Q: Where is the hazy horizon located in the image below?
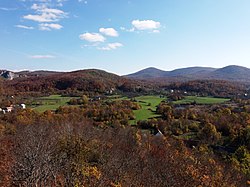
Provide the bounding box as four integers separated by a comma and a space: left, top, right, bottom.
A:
1, 0, 250, 75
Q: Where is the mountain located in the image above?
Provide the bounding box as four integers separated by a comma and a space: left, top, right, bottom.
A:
126, 67, 167, 78
126, 66, 216, 79
168, 67, 216, 77
206, 65, 250, 82
126, 65, 250, 83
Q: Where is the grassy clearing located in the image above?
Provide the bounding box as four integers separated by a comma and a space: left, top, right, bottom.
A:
31, 95, 78, 112
173, 96, 230, 105
106, 95, 166, 124
131, 96, 166, 123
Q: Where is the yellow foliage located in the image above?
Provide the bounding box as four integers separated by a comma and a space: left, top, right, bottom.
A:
82, 166, 101, 180
208, 158, 216, 165
201, 174, 211, 186
198, 144, 210, 153
135, 132, 142, 146
110, 182, 122, 187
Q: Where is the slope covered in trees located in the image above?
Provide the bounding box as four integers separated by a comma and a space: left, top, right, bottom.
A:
2, 69, 153, 97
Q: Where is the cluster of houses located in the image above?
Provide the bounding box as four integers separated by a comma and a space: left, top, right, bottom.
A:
0, 104, 26, 114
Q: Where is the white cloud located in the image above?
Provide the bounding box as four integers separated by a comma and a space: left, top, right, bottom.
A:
79, 32, 106, 42
120, 26, 134, 32
23, 14, 54, 22
78, 0, 88, 3
152, 30, 160, 33
15, 25, 34, 30
0, 7, 17, 11
56, 0, 67, 4
99, 28, 118, 37
23, 3, 67, 23
39, 23, 63, 30
132, 20, 161, 30
41, 8, 65, 15
31, 3, 46, 10
98, 43, 123, 51
81, 43, 99, 48
29, 55, 56, 59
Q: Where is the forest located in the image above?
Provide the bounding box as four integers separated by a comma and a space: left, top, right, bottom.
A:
0, 70, 250, 186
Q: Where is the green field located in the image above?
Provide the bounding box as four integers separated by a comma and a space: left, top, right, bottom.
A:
106, 95, 128, 101
106, 95, 166, 124
173, 96, 230, 105
31, 95, 77, 112
131, 96, 166, 123
31, 94, 229, 119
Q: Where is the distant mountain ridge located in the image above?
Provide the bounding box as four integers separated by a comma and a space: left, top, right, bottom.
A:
1, 65, 250, 83
126, 65, 250, 83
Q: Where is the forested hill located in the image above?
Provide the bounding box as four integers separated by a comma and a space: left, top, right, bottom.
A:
0, 69, 150, 95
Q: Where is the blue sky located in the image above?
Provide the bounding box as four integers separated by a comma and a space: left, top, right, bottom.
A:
0, 0, 250, 75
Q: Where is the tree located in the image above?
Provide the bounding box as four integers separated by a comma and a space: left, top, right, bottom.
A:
198, 123, 221, 145
11, 124, 58, 186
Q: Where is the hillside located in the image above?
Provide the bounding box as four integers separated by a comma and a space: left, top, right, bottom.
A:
126, 65, 250, 83
2, 69, 150, 95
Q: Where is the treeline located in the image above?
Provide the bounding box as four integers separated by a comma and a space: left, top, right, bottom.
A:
164, 80, 248, 98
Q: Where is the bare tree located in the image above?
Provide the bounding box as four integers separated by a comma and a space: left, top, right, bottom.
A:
11, 124, 58, 187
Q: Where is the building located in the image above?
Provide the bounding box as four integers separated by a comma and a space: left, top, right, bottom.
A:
20, 104, 26, 109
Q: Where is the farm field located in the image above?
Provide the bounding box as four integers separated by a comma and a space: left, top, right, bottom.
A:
173, 96, 230, 105
30, 95, 78, 112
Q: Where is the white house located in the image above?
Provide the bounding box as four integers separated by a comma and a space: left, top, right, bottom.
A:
6, 106, 14, 112
20, 104, 26, 109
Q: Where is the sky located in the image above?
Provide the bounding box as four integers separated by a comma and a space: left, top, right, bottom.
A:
0, 0, 250, 75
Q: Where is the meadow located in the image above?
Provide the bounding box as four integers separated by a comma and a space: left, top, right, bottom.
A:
107, 95, 166, 124
173, 96, 230, 105
30, 95, 77, 112
132, 95, 165, 122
